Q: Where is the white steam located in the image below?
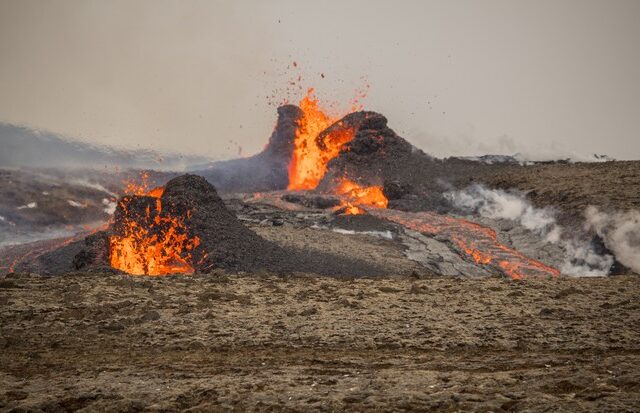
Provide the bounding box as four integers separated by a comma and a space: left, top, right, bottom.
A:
445, 186, 558, 238
585, 207, 640, 273
445, 185, 614, 276
102, 198, 117, 215
70, 179, 118, 198
559, 240, 614, 277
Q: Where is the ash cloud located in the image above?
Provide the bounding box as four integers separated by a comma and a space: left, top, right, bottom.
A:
445, 185, 614, 276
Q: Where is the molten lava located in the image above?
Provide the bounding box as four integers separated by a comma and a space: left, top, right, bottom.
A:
109, 196, 200, 276
122, 171, 165, 198
334, 179, 388, 215
287, 88, 355, 190
369, 208, 560, 279
123, 172, 153, 195
147, 186, 165, 198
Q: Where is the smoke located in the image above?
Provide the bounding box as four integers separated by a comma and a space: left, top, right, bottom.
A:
585, 206, 640, 273
415, 131, 617, 164
559, 240, 614, 277
445, 185, 614, 276
69, 179, 118, 198
0, 123, 211, 171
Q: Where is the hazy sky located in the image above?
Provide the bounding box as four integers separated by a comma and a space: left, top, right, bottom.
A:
1, 0, 639, 160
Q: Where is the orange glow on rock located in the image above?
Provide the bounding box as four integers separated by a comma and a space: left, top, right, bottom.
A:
109, 194, 200, 276
370, 208, 560, 280
147, 187, 164, 198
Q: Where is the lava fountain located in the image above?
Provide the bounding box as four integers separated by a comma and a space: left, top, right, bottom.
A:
287, 88, 356, 190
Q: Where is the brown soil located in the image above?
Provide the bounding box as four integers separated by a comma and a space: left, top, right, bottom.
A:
1, 272, 638, 412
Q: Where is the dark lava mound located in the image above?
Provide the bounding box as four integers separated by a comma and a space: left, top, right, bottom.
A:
316, 111, 490, 212
196, 105, 302, 193
15, 174, 384, 277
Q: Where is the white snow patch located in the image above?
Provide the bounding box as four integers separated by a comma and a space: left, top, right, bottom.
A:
332, 228, 394, 240
67, 200, 86, 208
17, 202, 37, 210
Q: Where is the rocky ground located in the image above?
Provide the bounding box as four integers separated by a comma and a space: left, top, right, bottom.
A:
0, 168, 171, 247
475, 160, 640, 226
1, 272, 639, 412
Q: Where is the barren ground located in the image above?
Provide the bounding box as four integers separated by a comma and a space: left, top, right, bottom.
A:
1, 272, 639, 412
475, 161, 640, 225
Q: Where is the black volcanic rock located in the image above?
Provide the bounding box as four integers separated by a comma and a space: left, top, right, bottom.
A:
154, 175, 383, 275
316, 111, 499, 212
196, 105, 302, 193
317, 111, 420, 193
15, 174, 384, 276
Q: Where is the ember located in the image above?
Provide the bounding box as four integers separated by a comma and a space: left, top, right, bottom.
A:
122, 172, 152, 196
122, 172, 165, 198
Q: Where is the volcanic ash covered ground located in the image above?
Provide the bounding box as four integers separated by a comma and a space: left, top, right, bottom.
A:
1, 272, 639, 411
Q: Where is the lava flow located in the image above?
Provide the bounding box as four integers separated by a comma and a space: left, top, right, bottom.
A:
109, 185, 200, 276
334, 178, 389, 215
287, 88, 355, 190
369, 208, 560, 279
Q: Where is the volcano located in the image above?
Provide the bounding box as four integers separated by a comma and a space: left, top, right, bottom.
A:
11, 174, 384, 277
195, 105, 302, 193
3, 90, 636, 278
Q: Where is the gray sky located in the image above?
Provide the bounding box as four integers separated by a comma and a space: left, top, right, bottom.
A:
1, 0, 639, 160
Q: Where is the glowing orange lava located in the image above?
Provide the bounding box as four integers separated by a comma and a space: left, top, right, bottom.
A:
109, 196, 200, 276
334, 179, 388, 215
369, 208, 560, 279
287, 88, 355, 190
122, 172, 165, 199
147, 186, 164, 198
111, 178, 196, 276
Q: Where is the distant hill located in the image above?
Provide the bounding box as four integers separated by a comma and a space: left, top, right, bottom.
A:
0, 122, 211, 171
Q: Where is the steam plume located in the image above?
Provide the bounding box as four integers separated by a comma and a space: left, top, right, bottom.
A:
585, 206, 640, 273
445, 185, 614, 276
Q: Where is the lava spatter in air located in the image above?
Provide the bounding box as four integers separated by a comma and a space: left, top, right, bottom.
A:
287, 88, 356, 190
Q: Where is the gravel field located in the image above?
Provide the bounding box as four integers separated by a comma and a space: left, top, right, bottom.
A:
1, 272, 638, 412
